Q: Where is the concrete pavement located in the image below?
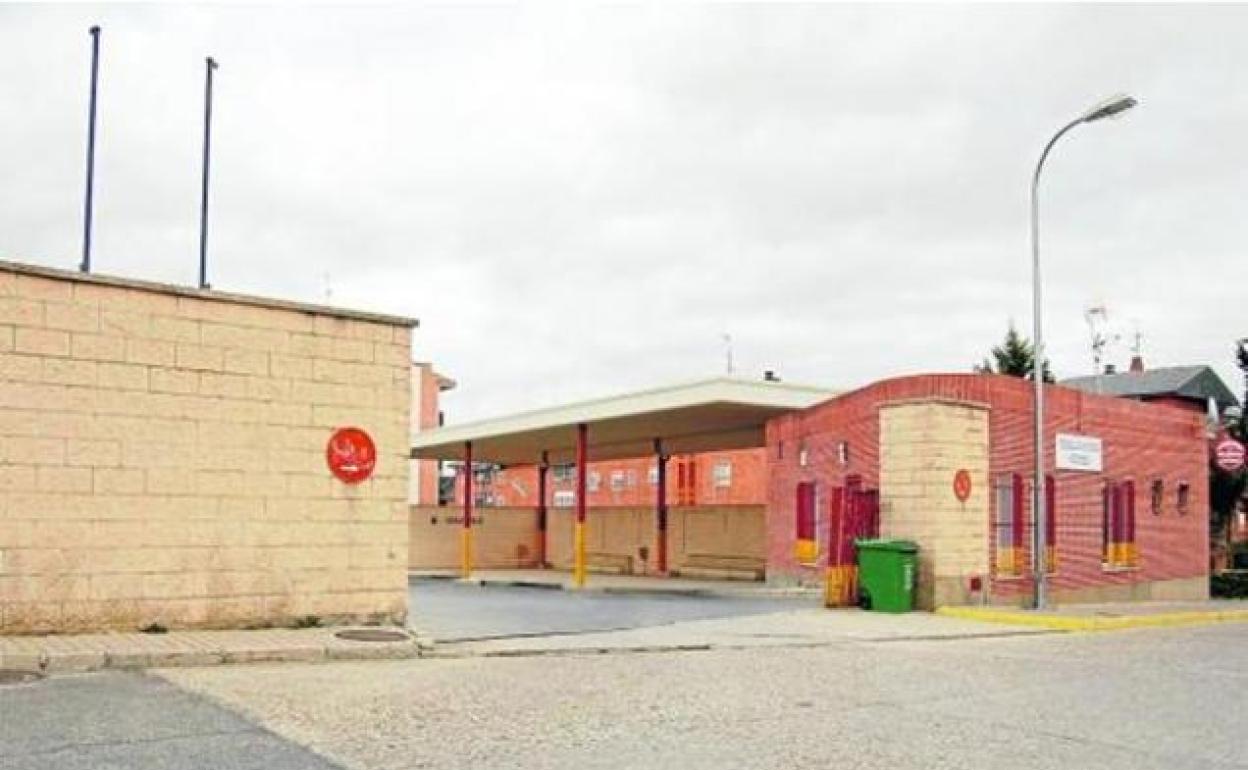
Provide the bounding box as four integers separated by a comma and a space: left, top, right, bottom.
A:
409, 576, 815, 643
157, 621, 1248, 770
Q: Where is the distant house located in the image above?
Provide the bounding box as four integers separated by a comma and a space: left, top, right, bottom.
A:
1061, 357, 1239, 415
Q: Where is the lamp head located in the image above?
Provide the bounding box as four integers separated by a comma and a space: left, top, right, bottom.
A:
1082, 94, 1138, 123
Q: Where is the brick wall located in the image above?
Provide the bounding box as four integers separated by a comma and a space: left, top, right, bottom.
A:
0, 261, 414, 633
409, 364, 443, 505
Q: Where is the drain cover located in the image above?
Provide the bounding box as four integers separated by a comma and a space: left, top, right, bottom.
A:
334, 629, 410, 643
0, 670, 44, 686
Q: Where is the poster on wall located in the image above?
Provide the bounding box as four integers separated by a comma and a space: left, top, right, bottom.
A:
1055, 433, 1103, 472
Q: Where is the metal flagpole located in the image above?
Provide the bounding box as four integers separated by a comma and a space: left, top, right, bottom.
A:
81, 26, 101, 273
198, 57, 218, 289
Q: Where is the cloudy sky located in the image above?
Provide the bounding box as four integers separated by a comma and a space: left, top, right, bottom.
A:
2, 4, 1245, 421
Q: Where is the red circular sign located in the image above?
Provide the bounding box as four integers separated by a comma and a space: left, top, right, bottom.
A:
953, 469, 972, 502
327, 427, 377, 484
1215, 437, 1246, 473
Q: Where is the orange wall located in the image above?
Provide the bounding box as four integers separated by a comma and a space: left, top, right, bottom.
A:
456, 448, 768, 508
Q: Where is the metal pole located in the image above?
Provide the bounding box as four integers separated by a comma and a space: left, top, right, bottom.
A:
1030, 117, 1081, 610
573, 423, 588, 589
198, 57, 218, 290
461, 442, 473, 579
81, 26, 101, 273
537, 451, 549, 568
654, 438, 668, 574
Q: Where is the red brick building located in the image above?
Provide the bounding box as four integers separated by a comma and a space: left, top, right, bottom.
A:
766, 374, 1209, 606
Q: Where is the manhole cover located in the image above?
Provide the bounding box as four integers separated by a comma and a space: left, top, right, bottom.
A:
0, 670, 44, 686
334, 629, 410, 643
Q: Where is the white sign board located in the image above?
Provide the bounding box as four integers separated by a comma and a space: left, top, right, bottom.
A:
1056, 433, 1103, 472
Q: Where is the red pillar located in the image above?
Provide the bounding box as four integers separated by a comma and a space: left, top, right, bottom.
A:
654, 438, 668, 574
461, 441, 473, 578
573, 423, 588, 588
537, 451, 549, 568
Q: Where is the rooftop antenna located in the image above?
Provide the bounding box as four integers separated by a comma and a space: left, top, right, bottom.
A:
721, 333, 734, 376
80, 26, 101, 273
1084, 304, 1120, 389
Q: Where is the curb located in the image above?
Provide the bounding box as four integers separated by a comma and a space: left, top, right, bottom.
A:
934, 606, 1248, 632
0, 628, 431, 675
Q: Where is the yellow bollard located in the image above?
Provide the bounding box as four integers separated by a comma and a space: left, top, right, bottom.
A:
572, 520, 586, 589
461, 527, 473, 579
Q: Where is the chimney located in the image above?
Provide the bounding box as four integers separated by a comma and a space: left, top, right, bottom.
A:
1129, 355, 1145, 373
1104, 364, 1117, 375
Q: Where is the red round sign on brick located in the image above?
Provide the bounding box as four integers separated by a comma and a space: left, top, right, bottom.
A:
327, 427, 376, 484
953, 469, 972, 502
1215, 437, 1246, 473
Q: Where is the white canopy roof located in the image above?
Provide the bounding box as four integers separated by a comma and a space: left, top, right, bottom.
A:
410, 377, 836, 465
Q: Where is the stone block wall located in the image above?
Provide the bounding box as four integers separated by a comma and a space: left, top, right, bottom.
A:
0, 261, 414, 633
879, 400, 990, 608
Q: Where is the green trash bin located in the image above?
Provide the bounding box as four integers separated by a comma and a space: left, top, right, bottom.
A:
855, 539, 918, 613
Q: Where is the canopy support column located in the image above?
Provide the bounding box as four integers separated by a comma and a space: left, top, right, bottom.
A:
461, 441, 473, 579
654, 438, 669, 575
573, 423, 588, 589
537, 451, 549, 568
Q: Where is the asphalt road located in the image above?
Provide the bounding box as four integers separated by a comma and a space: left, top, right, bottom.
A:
161, 619, 1248, 770
408, 577, 814, 641
0, 671, 340, 770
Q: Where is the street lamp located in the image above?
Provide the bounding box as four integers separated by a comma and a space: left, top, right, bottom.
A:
1030, 94, 1137, 610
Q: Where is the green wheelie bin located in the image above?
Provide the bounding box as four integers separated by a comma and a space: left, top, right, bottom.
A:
855, 539, 918, 613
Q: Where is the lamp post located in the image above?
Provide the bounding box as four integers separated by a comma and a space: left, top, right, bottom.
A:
1031, 94, 1137, 610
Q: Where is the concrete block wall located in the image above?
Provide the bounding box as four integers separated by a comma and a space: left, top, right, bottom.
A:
408, 506, 542, 570
879, 400, 990, 608
0, 262, 414, 633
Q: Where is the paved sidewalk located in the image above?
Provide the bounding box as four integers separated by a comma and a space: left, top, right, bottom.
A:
0, 626, 427, 674
413, 569, 821, 599
431, 606, 1050, 658
937, 599, 1248, 631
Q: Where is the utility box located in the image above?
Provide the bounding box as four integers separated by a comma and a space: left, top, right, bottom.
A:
856, 539, 918, 613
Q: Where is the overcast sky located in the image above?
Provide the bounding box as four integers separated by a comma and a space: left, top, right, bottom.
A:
2, 4, 1245, 421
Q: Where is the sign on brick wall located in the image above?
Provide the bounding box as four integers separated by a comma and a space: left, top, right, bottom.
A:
1055, 433, 1103, 472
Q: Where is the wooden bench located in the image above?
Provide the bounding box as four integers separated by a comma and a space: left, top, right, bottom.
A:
587, 552, 634, 575
674, 554, 765, 581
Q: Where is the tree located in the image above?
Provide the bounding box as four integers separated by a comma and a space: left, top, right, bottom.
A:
975, 324, 1055, 383
1210, 340, 1248, 571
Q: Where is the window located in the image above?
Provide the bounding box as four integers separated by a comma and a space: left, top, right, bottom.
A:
647, 465, 658, 485
553, 490, 575, 507
587, 471, 600, 492
795, 482, 817, 563
712, 461, 732, 488
609, 470, 626, 491
993, 474, 1024, 577
798, 442, 809, 468
1151, 479, 1164, 516
1103, 480, 1138, 569
552, 464, 575, 484
1177, 481, 1191, 516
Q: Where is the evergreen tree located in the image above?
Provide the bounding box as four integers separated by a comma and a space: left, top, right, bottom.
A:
975, 324, 1054, 382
